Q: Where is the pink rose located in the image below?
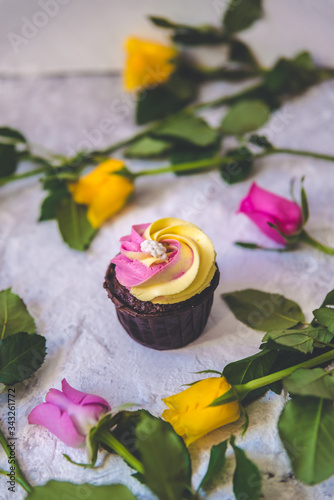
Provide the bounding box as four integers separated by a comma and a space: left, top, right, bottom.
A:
28, 379, 111, 448
238, 182, 303, 244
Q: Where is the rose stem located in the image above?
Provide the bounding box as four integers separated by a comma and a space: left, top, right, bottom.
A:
0, 427, 33, 493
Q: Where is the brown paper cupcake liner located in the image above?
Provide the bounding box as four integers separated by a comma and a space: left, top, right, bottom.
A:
103, 262, 220, 350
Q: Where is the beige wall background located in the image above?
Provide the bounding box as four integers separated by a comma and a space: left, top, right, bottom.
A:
1, 0, 334, 76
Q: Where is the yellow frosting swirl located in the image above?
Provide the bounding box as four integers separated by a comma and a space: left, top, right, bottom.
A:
130, 218, 216, 304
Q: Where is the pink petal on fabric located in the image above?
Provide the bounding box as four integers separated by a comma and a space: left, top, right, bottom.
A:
61, 379, 111, 411
28, 403, 85, 448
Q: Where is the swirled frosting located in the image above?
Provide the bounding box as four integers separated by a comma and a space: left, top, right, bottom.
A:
111, 218, 216, 304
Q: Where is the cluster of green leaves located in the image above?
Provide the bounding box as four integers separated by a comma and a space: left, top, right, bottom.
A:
24, 430, 261, 500
0, 127, 97, 252
67, 409, 262, 500
123, 48, 333, 183
126, 0, 334, 184
200, 435, 262, 500
139, 0, 263, 125
219, 287, 334, 485
0, 289, 46, 494
39, 157, 98, 251
7, 405, 260, 499
0, 288, 46, 389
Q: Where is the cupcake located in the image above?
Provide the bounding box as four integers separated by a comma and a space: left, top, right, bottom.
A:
103, 218, 220, 350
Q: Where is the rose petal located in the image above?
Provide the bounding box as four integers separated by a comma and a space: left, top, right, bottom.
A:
162, 377, 240, 446
28, 403, 85, 448
87, 175, 134, 228
238, 182, 302, 243
242, 210, 288, 244
61, 379, 111, 411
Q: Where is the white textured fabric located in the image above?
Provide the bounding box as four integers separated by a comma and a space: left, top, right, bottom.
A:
1, 0, 334, 75
1, 75, 334, 499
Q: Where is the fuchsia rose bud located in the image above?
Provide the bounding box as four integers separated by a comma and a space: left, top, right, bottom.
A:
28, 379, 111, 448
238, 182, 303, 244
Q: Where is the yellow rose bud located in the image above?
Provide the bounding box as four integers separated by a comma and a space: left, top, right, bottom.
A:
68, 159, 134, 228
124, 37, 178, 91
162, 377, 241, 446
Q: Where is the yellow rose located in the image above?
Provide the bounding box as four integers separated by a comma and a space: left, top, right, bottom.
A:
68, 159, 134, 228
124, 37, 178, 91
162, 377, 241, 446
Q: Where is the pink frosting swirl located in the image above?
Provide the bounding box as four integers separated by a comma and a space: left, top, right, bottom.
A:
111, 223, 192, 288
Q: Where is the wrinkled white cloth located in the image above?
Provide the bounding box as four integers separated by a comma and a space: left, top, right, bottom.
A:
0, 75, 334, 500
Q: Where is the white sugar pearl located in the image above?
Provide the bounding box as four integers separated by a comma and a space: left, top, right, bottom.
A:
140, 240, 167, 260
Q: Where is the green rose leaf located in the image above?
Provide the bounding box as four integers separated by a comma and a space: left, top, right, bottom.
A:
124, 137, 173, 158
135, 413, 192, 500
0, 127, 27, 178
149, 16, 178, 28
318, 289, 334, 309
223, 0, 263, 34
170, 137, 221, 176
153, 114, 218, 147
39, 185, 69, 221
0, 332, 46, 385
262, 326, 333, 354
263, 51, 319, 96
223, 83, 280, 111
230, 435, 262, 500
313, 307, 334, 333
104, 410, 192, 500
222, 289, 305, 331
229, 40, 259, 68
149, 16, 227, 45
220, 146, 253, 184
55, 196, 97, 251
283, 368, 334, 400
235, 241, 278, 251
136, 74, 198, 125
300, 179, 309, 224
223, 350, 279, 403
0, 288, 36, 340
26, 481, 137, 500
248, 134, 273, 149
278, 396, 334, 485
198, 440, 228, 490
221, 99, 270, 135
